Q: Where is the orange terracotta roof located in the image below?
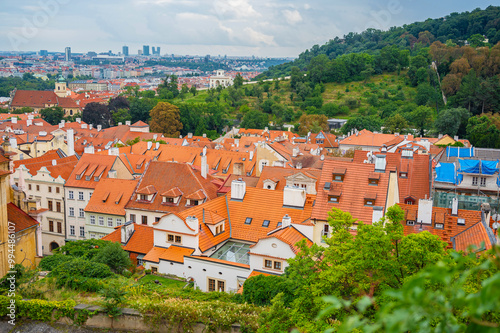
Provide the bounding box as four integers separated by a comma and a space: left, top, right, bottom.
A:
102, 223, 154, 254
262, 226, 312, 254
131, 121, 148, 127
125, 161, 220, 214
398, 203, 488, 249
187, 256, 250, 269
161, 187, 183, 197
85, 178, 138, 215
452, 221, 494, 253
143, 246, 194, 264
14, 155, 78, 181
339, 129, 405, 148
137, 185, 157, 195
256, 167, 321, 191
185, 189, 206, 200
203, 210, 225, 225
10, 90, 59, 108
312, 160, 395, 223
7, 203, 39, 233
65, 154, 130, 189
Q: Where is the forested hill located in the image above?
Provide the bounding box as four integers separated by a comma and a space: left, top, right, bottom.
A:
257, 6, 500, 79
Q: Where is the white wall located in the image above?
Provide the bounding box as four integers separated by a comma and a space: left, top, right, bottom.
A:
249, 237, 295, 274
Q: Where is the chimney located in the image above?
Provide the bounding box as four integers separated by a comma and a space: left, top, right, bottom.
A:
67, 129, 75, 156
249, 150, 254, 161
481, 202, 491, 225
121, 221, 135, 243
454, 135, 459, 141
76, 118, 81, 124
202, 133, 206, 138
451, 197, 458, 216
417, 198, 433, 225
11, 117, 17, 124
89, 124, 93, 130
84, 145, 95, 154
52, 160, 57, 166
155, 142, 160, 150
61, 120, 65, 126
81, 124, 87, 129
147, 141, 153, 150
282, 214, 292, 228
185, 216, 199, 232
235, 139, 239, 147
108, 147, 119, 156
118, 122, 122, 126
28, 115, 34, 120
188, 132, 193, 139
97, 125, 102, 131
9, 137, 17, 150
231, 179, 246, 200
125, 121, 131, 126
201, 148, 208, 179
26, 120, 32, 127
320, 154, 325, 161
153, 134, 157, 141
292, 147, 299, 157
283, 185, 306, 208
438, 133, 443, 139
374, 155, 386, 172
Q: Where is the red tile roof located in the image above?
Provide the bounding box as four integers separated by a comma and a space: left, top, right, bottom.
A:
143, 246, 194, 263
452, 221, 494, 253
7, 203, 39, 233
256, 167, 321, 192
339, 129, 405, 148
102, 223, 154, 255
85, 178, 138, 216
312, 160, 395, 223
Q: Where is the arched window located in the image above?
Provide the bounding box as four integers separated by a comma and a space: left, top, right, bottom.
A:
49, 242, 59, 251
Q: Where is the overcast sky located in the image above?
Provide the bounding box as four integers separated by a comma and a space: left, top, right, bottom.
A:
0, 0, 495, 57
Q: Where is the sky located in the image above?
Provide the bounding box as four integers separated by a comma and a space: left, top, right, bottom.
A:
0, 0, 496, 57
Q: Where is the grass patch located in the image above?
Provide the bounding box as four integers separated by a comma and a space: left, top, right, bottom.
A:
139, 275, 186, 288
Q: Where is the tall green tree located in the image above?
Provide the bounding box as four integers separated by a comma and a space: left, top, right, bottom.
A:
40, 106, 64, 125
434, 107, 470, 137
82, 102, 112, 128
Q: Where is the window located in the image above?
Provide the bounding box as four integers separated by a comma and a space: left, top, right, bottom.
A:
141, 215, 148, 225
56, 187, 60, 194
168, 234, 174, 242
274, 261, 282, 270
244, 217, 252, 225
90, 216, 96, 225
265, 260, 272, 268
155, 217, 161, 223
49, 220, 54, 232
56, 201, 61, 212
78, 191, 84, 200
69, 207, 74, 217
79, 208, 85, 218
99, 217, 104, 226
399, 172, 408, 178
333, 175, 343, 181
80, 227, 85, 237
36, 184, 40, 191
262, 220, 270, 227
68, 191, 74, 200
130, 214, 136, 223
57, 222, 62, 234
107, 217, 113, 227
472, 176, 478, 186
151, 267, 158, 273
89, 192, 93, 199
29, 184, 32, 190
457, 218, 465, 225
406, 220, 415, 226
116, 218, 123, 226
328, 196, 339, 203
70, 225, 75, 236
48, 200, 53, 211
365, 200, 374, 206
264, 259, 283, 271
48, 186, 52, 193
435, 223, 444, 229
175, 235, 181, 243
480, 177, 487, 187
208, 278, 225, 292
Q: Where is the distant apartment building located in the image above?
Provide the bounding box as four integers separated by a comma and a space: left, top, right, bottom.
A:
143, 45, 150, 56
65, 47, 71, 61
122, 46, 129, 56
39, 50, 48, 57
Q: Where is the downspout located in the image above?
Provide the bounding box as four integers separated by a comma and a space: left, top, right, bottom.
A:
225, 195, 232, 238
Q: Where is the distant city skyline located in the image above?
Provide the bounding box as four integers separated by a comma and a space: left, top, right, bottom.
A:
1, 1, 496, 57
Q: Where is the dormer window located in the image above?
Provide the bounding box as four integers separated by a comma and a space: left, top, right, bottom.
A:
328, 189, 341, 204
399, 172, 408, 178
136, 185, 157, 203
332, 168, 346, 182
364, 193, 376, 206
139, 194, 148, 201
404, 196, 416, 205
368, 173, 380, 186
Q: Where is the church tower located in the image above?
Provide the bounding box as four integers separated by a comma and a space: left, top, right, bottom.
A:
54, 69, 67, 98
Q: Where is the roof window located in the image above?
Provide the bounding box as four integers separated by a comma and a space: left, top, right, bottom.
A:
245, 217, 252, 225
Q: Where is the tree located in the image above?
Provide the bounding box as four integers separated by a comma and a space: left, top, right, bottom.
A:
233, 73, 244, 89
466, 115, 500, 148
149, 102, 183, 137
112, 108, 132, 125
341, 115, 383, 134
93, 242, 132, 273
190, 85, 197, 96
434, 107, 470, 137
40, 106, 64, 125
297, 114, 329, 135
384, 114, 409, 134
12, 106, 34, 115
409, 105, 433, 136
108, 96, 129, 113
82, 102, 112, 128
129, 97, 157, 123
240, 110, 268, 129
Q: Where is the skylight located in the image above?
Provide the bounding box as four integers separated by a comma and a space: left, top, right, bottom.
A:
245, 217, 252, 225
262, 220, 270, 227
